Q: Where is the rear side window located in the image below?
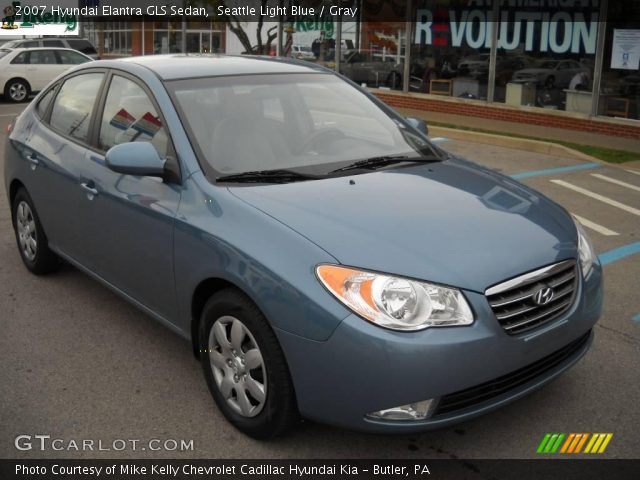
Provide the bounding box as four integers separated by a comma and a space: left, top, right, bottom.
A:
27, 50, 57, 65
66, 39, 97, 55
49, 73, 103, 143
98, 75, 168, 155
36, 87, 57, 118
43, 40, 64, 47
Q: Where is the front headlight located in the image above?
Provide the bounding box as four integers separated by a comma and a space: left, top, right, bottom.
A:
573, 216, 595, 277
316, 265, 474, 331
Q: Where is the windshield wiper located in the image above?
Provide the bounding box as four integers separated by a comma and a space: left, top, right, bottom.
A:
216, 169, 320, 183
329, 155, 442, 174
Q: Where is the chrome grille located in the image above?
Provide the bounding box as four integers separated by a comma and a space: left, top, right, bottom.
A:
485, 260, 578, 335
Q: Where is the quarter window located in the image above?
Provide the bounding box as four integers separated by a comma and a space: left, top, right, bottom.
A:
36, 87, 57, 118
49, 73, 104, 143
11, 52, 28, 64
98, 75, 168, 155
56, 50, 90, 64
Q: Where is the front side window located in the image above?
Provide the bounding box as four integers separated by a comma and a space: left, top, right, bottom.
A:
56, 50, 90, 65
169, 73, 440, 177
98, 75, 168, 155
49, 73, 104, 143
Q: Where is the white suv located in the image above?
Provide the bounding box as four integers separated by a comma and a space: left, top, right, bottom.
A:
1, 38, 98, 59
0, 47, 93, 102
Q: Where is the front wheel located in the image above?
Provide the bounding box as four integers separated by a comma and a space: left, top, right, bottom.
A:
199, 289, 298, 438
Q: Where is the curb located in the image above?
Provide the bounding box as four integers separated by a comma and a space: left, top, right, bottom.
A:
429, 126, 600, 163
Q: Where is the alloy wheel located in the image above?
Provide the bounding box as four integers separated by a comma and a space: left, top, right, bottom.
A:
208, 315, 267, 417
16, 201, 37, 261
9, 83, 27, 102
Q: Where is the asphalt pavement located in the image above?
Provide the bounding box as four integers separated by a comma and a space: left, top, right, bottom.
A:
1, 102, 639, 459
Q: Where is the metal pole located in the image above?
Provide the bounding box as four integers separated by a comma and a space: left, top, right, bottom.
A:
335, 15, 342, 73
486, 0, 500, 103
141, 19, 145, 56
402, 0, 412, 93
591, 0, 608, 117
181, 0, 187, 54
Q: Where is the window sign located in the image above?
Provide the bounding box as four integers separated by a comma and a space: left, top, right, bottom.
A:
611, 29, 640, 70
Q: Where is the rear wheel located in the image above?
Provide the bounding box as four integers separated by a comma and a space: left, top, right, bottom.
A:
199, 289, 298, 438
544, 75, 556, 89
4, 79, 30, 103
12, 188, 60, 274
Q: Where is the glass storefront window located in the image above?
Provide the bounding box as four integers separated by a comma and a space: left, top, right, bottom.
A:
153, 31, 183, 54
410, 1, 491, 99
599, 3, 640, 120
493, 4, 598, 113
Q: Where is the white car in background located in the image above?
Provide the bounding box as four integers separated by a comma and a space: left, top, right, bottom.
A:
0, 47, 92, 103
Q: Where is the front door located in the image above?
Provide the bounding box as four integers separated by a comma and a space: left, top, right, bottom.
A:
76, 73, 180, 322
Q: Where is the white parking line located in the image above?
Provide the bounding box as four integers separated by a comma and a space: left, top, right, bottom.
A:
551, 179, 640, 217
572, 214, 619, 236
626, 170, 640, 176
591, 173, 640, 192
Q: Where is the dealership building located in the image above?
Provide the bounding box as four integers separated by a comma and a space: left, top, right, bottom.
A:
83, 0, 639, 145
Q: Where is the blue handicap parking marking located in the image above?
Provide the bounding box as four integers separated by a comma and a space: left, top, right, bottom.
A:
598, 242, 640, 266
511, 162, 601, 180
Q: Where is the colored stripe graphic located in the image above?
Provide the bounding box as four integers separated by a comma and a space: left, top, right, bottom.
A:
537, 433, 552, 453
538, 433, 612, 454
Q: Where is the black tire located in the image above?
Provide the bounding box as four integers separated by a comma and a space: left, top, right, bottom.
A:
387, 71, 402, 89
199, 288, 298, 438
544, 76, 556, 89
11, 188, 60, 275
4, 79, 30, 103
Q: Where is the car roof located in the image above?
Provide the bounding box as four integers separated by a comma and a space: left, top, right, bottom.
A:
112, 54, 329, 80
4, 47, 86, 52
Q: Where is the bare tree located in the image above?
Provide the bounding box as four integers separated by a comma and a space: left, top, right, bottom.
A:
195, 0, 278, 54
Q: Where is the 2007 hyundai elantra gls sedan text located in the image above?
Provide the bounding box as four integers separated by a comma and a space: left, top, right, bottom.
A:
4, 55, 603, 438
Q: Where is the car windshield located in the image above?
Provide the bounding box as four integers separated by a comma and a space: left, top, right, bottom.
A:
168, 73, 441, 177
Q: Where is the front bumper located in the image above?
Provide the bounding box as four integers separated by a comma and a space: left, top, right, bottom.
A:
275, 263, 603, 433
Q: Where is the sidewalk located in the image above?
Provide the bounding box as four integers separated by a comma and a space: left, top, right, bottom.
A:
397, 108, 640, 154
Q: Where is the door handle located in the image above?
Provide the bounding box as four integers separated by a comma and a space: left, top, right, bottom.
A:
80, 182, 99, 198
26, 153, 39, 170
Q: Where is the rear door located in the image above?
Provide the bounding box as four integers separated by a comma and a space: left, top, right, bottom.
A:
21, 71, 106, 257
25, 50, 64, 91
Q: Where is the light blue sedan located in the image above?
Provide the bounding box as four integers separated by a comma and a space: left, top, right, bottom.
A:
4, 55, 603, 438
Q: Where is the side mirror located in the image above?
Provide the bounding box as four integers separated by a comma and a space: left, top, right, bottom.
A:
105, 142, 165, 177
405, 117, 429, 136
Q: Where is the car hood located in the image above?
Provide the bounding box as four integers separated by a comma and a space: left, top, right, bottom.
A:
229, 159, 577, 293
